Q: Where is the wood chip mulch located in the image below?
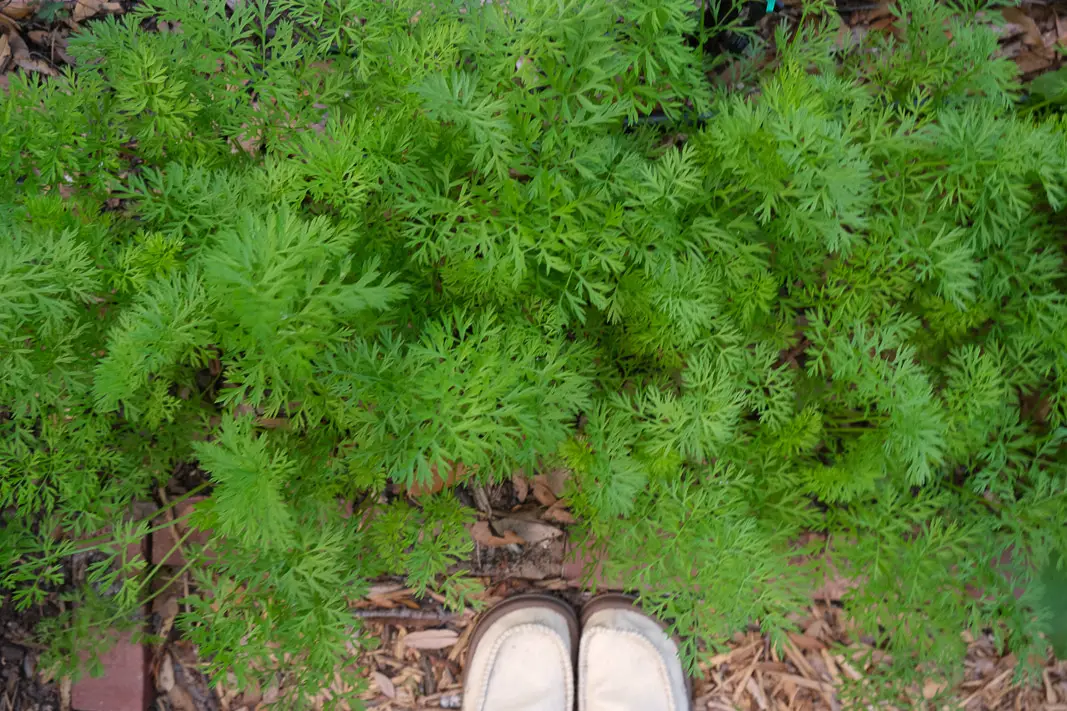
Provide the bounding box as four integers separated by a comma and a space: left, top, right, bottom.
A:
190, 574, 1067, 711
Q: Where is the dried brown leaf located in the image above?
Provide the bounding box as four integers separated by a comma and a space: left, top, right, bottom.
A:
0, 0, 38, 21
168, 684, 198, 711
1016, 49, 1055, 74
7, 29, 26, 59
372, 671, 396, 699
157, 653, 175, 693
410, 461, 467, 497
72, 0, 123, 22
153, 594, 180, 639
542, 501, 576, 525
869, 15, 901, 38
8, 31, 55, 76
541, 468, 569, 497
0, 34, 10, 71
787, 633, 825, 652
1002, 7, 1043, 47
812, 574, 859, 601
469, 521, 524, 548
402, 629, 459, 650
496, 517, 562, 546
531, 479, 557, 507
922, 679, 947, 700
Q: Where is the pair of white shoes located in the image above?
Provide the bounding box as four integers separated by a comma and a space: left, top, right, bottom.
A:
462, 594, 690, 711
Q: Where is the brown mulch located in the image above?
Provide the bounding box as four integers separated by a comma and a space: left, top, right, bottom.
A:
0, 604, 60, 711
0, 0, 125, 80
191, 577, 1066, 711
170, 475, 1067, 711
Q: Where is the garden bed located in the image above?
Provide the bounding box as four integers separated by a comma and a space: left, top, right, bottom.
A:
2, 0, 1067, 709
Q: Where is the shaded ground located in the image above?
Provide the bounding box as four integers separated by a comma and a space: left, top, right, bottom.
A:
0, 603, 60, 711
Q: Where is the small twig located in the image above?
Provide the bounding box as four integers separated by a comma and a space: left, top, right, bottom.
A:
471, 485, 492, 516
352, 608, 458, 623
419, 655, 436, 695
183, 571, 191, 615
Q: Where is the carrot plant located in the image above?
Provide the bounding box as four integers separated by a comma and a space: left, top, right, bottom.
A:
1, 0, 1066, 706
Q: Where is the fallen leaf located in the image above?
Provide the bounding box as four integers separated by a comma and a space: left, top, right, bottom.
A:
72, 0, 124, 22
867, 0, 891, 21
511, 471, 529, 503
0, 34, 10, 71
168, 684, 198, 711
410, 461, 466, 497
812, 574, 860, 600
372, 671, 396, 699
365, 595, 397, 609
833, 13, 852, 51
542, 501, 576, 525
922, 679, 947, 700
7, 29, 26, 59
1016, 49, 1054, 74
540, 468, 569, 497
869, 15, 901, 38
152, 594, 179, 638
994, 21, 1027, 42
262, 681, 280, 704
402, 629, 459, 650
0, 0, 38, 20
495, 517, 562, 546
787, 633, 825, 651
1002, 7, 1043, 47
531, 479, 557, 507
469, 520, 524, 548
156, 653, 175, 693
8, 32, 55, 76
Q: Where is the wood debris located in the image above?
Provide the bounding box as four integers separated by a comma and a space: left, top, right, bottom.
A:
401, 630, 460, 651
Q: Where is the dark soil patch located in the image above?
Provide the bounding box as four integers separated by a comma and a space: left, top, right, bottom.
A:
0, 604, 59, 711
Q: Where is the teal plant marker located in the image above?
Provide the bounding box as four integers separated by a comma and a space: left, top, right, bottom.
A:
766, 0, 775, 12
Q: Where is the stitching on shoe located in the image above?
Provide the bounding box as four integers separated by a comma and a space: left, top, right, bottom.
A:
475, 623, 573, 711
578, 627, 678, 711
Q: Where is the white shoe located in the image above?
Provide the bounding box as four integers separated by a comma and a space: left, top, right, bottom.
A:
462, 594, 579, 711
578, 595, 691, 711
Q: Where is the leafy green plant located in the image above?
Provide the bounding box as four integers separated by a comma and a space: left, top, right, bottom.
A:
2, 0, 1066, 706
